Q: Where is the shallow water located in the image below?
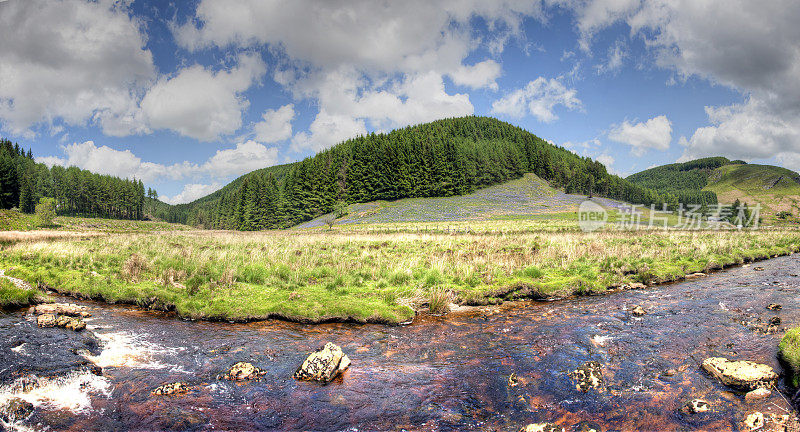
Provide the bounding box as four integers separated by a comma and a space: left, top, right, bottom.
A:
1, 255, 799, 431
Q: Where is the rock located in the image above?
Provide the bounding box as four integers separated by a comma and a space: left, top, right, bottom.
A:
631, 305, 646, 317
570, 361, 604, 392
37, 313, 57, 328
0, 397, 34, 422
31, 303, 91, 318
627, 282, 647, 290
701, 357, 778, 390
574, 422, 601, 432
686, 272, 707, 279
65, 318, 86, 331
767, 303, 782, 311
769, 316, 781, 326
754, 267, 765, 271
744, 412, 765, 430
683, 399, 710, 414
152, 382, 189, 396
519, 423, 564, 432
661, 369, 677, 377
294, 342, 351, 383
220, 362, 265, 381
744, 387, 771, 403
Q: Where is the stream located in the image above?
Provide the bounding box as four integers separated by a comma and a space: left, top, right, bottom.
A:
1, 255, 798, 431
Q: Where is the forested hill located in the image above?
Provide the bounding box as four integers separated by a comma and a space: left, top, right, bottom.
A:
0, 139, 145, 220
178, 116, 706, 230
626, 157, 740, 192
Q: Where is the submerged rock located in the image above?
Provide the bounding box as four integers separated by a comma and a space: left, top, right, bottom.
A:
220, 362, 265, 381
744, 412, 765, 430
519, 423, 564, 432
744, 387, 771, 403
294, 342, 351, 383
0, 397, 34, 422
683, 399, 710, 414
37, 314, 85, 331
152, 382, 189, 396
570, 361, 604, 392
701, 357, 778, 390
30, 303, 91, 318
631, 305, 646, 317
767, 303, 782, 311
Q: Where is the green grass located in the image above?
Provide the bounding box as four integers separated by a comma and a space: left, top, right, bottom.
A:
779, 327, 800, 388
0, 209, 192, 233
0, 210, 40, 231
0, 277, 45, 309
1, 226, 799, 324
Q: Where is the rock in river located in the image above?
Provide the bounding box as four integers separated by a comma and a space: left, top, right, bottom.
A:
152, 382, 189, 396
701, 357, 778, 390
744, 387, 771, 403
519, 423, 564, 432
631, 305, 646, 317
767, 303, 782, 311
0, 397, 34, 423
37, 313, 86, 331
294, 342, 351, 383
220, 362, 265, 381
570, 361, 604, 392
30, 303, 91, 318
37, 313, 57, 328
744, 412, 765, 430
683, 399, 710, 414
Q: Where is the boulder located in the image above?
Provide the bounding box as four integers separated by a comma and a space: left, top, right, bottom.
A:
683, 399, 710, 414
701, 357, 778, 390
769, 316, 781, 326
294, 342, 351, 383
37, 313, 57, 328
744, 388, 771, 403
631, 305, 646, 317
519, 423, 564, 432
627, 282, 647, 290
767, 303, 782, 311
152, 382, 189, 396
744, 412, 765, 430
0, 397, 34, 422
754, 267, 765, 271
30, 303, 91, 318
570, 361, 604, 392
220, 362, 265, 381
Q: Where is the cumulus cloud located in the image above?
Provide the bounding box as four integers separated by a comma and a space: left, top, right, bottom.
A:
595, 39, 627, 74
159, 183, 223, 205
0, 0, 155, 136
38, 140, 279, 201
141, 54, 266, 141
491, 77, 582, 122
253, 104, 295, 143
175, 0, 538, 152
608, 115, 672, 156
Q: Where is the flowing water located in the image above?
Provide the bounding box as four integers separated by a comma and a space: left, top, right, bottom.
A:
1, 255, 799, 431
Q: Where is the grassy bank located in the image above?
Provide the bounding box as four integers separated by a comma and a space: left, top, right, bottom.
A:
1, 225, 799, 324
780, 328, 800, 388
0, 277, 46, 309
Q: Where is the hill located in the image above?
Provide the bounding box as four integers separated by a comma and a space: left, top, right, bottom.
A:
628, 157, 800, 217
175, 116, 694, 230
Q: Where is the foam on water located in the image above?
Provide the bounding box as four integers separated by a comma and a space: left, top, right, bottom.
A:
0, 370, 111, 414
591, 335, 612, 346
82, 330, 185, 370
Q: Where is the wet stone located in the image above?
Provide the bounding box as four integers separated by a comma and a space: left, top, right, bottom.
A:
702, 357, 778, 390
744, 412, 765, 430
0, 397, 34, 423
152, 382, 189, 396
30, 303, 91, 318
631, 305, 646, 317
744, 387, 771, 403
570, 361, 604, 393
769, 316, 781, 326
294, 342, 351, 383
574, 421, 602, 432
519, 423, 564, 432
767, 303, 782, 311
683, 399, 710, 414
754, 267, 765, 271
220, 362, 265, 381
37, 313, 57, 328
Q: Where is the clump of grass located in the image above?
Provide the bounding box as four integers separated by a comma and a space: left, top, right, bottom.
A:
779, 327, 800, 388
0, 278, 45, 309
427, 288, 454, 314
122, 253, 149, 282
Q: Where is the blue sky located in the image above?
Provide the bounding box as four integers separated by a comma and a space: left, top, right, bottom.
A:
1, 0, 798, 203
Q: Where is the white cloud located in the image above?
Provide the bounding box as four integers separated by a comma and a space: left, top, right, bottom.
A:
38, 140, 280, 200
450, 60, 502, 90
491, 77, 581, 122
608, 115, 672, 156
141, 54, 266, 141
160, 183, 223, 205
596, 153, 615, 166
253, 104, 295, 143
595, 39, 627, 74
0, 0, 155, 136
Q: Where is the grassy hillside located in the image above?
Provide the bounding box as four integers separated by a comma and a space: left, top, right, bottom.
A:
704, 163, 800, 214
626, 157, 733, 192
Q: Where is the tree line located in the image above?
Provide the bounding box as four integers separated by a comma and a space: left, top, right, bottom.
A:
0, 139, 145, 219
181, 116, 710, 230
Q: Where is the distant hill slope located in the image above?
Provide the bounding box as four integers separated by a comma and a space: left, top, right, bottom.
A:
628, 157, 800, 216
296, 173, 629, 228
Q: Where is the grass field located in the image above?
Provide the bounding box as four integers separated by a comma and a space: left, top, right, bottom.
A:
1, 222, 798, 324
704, 164, 800, 216
0, 209, 193, 232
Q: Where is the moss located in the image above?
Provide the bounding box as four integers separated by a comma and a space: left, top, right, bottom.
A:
779, 327, 800, 388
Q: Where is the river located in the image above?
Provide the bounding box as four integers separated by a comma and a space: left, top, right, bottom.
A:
1, 255, 798, 431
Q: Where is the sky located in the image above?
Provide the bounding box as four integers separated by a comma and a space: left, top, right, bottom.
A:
1, 0, 799, 204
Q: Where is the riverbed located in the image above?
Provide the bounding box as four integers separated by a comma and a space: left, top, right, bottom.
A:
1, 255, 798, 431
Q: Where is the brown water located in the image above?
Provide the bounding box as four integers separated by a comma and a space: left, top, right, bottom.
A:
1, 255, 798, 431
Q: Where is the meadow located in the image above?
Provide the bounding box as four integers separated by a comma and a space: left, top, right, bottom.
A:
2, 222, 799, 324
